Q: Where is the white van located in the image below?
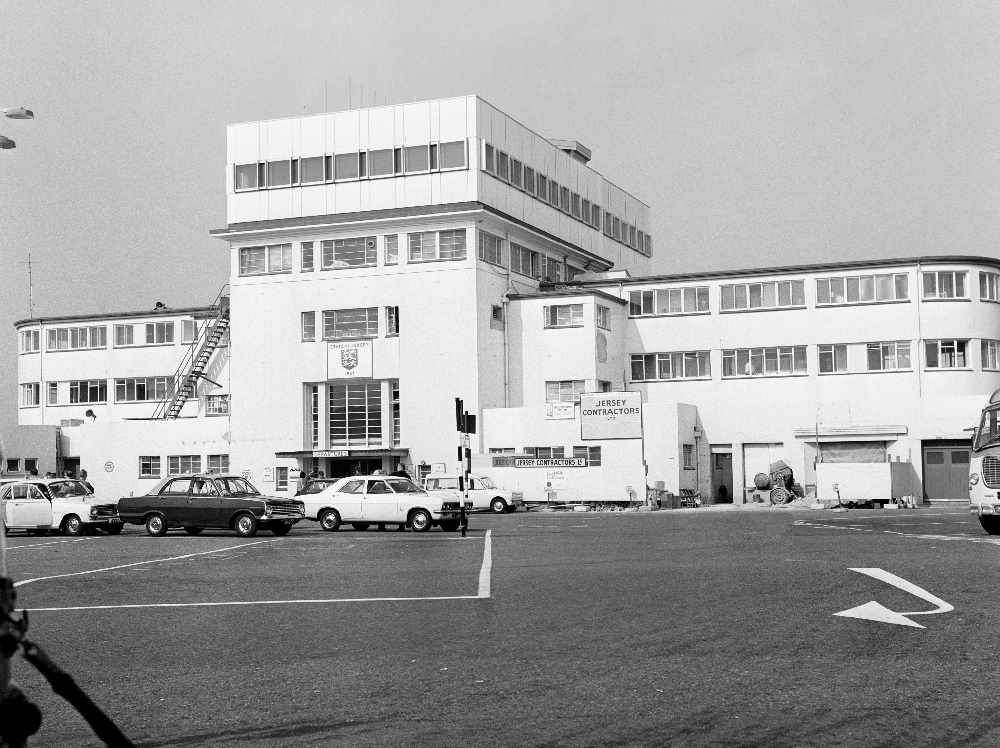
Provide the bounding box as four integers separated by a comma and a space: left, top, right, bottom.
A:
422, 474, 523, 513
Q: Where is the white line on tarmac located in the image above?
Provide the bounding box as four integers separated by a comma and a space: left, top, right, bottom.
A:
478, 529, 492, 598
13, 538, 282, 588
6, 538, 93, 550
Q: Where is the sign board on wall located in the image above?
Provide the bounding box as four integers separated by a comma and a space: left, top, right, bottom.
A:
491, 457, 586, 468
327, 340, 373, 379
580, 392, 642, 440
314, 450, 349, 458
545, 469, 567, 489
545, 402, 576, 420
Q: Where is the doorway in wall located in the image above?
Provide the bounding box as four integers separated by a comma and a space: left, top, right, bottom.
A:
62, 457, 80, 479
741, 443, 785, 501
921, 440, 970, 503
710, 446, 733, 503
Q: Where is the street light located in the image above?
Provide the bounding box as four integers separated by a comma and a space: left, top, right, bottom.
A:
1, 105, 34, 150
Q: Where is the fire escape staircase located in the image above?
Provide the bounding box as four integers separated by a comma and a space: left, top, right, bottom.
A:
153, 286, 230, 420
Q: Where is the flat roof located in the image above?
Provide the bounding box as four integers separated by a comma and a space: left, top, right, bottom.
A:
14, 304, 220, 329
507, 289, 628, 305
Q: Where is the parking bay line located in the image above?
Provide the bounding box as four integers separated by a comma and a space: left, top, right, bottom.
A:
21, 529, 494, 612
5, 538, 94, 550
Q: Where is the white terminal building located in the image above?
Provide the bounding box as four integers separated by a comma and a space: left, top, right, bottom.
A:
9, 95, 997, 506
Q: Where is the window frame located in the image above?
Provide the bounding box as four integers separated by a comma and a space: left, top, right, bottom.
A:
543, 304, 584, 328
818, 344, 848, 374
321, 307, 379, 340
865, 341, 912, 372
922, 270, 968, 300
924, 339, 968, 369
630, 351, 711, 382
721, 346, 808, 377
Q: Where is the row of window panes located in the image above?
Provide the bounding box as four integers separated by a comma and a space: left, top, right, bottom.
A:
481, 142, 651, 256
21, 321, 201, 354
20, 379, 229, 409
139, 454, 230, 478
477, 230, 569, 282
817, 273, 908, 305
497, 446, 602, 466
629, 288, 709, 316
721, 281, 806, 311
301, 307, 399, 341
544, 304, 583, 328
328, 381, 390, 448
233, 140, 468, 191
631, 352, 711, 381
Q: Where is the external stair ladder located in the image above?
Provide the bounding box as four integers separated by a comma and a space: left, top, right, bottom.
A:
153, 286, 230, 420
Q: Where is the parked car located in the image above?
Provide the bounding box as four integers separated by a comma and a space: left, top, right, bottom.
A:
294, 477, 339, 496
422, 473, 524, 513
117, 473, 305, 537
298, 475, 465, 532
1, 478, 121, 536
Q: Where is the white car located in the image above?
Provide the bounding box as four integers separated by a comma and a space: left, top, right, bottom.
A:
422, 474, 524, 513
1, 478, 122, 536
300, 475, 465, 532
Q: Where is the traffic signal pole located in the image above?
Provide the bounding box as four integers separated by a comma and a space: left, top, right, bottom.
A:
455, 397, 476, 538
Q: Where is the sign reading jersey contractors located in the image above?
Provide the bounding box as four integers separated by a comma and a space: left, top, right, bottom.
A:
327, 340, 373, 379
580, 392, 642, 440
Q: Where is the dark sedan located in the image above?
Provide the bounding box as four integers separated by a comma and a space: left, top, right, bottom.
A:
117, 473, 305, 537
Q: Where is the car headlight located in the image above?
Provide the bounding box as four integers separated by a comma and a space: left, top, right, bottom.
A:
970, 473, 980, 487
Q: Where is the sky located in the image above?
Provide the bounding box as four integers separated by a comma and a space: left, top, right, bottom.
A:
2, 0, 999, 436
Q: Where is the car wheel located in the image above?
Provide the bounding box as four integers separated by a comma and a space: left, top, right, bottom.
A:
319, 509, 341, 532
271, 522, 293, 536
61, 514, 84, 536
184, 526, 204, 536
409, 509, 432, 532
145, 513, 167, 537
439, 519, 460, 532
979, 516, 1000, 535
490, 497, 507, 514
352, 523, 370, 531
234, 513, 258, 538
105, 524, 124, 535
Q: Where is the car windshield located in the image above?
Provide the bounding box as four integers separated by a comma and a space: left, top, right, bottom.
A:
48, 480, 91, 498
974, 405, 1000, 452
476, 477, 495, 489
215, 477, 260, 496
386, 478, 423, 493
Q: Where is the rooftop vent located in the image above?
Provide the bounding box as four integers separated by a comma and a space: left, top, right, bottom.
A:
548, 139, 592, 165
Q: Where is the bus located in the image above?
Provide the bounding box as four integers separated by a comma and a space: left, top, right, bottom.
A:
969, 389, 1000, 534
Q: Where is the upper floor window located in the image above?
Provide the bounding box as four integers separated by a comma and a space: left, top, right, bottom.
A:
545, 380, 585, 403
922, 271, 967, 300
384, 235, 398, 266
721, 280, 805, 311
322, 308, 378, 339
818, 344, 848, 373
816, 273, 908, 305
980, 272, 1000, 302
70, 379, 107, 404
385, 306, 399, 336
408, 229, 466, 262
925, 339, 967, 369
116, 377, 171, 403
206, 394, 230, 416
596, 305, 611, 330
867, 341, 911, 371
629, 287, 709, 316
234, 163, 258, 191
631, 351, 711, 381
301, 311, 316, 341
511, 243, 540, 279
114, 324, 134, 347
19, 329, 39, 353
20, 383, 39, 407
683, 444, 696, 470
524, 446, 566, 459
541, 256, 562, 283
168, 455, 201, 475
239, 244, 292, 275
182, 320, 197, 344
983, 340, 1000, 371
335, 152, 362, 180
722, 346, 807, 377
404, 145, 430, 173
300, 156, 324, 184
46, 326, 107, 351
146, 322, 174, 345
322, 237, 376, 269
438, 141, 467, 169
478, 231, 504, 266
544, 304, 583, 328
207, 453, 230, 471
301, 242, 314, 272
573, 445, 602, 466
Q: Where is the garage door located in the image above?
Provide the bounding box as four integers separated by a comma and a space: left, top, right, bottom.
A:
922, 441, 970, 502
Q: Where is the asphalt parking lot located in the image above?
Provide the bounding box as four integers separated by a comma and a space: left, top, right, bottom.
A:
5, 506, 1000, 747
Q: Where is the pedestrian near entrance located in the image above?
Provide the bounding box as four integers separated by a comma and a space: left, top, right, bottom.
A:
296, 470, 308, 492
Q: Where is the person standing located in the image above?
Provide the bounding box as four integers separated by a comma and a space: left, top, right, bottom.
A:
80, 469, 94, 493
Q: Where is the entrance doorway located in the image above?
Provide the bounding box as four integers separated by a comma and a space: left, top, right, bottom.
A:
710, 446, 733, 503
316, 458, 384, 479
922, 440, 970, 503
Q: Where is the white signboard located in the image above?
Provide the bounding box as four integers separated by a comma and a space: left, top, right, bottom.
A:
327, 340, 373, 379
545, 402, 576, 420
545, 469, 567, 489
580, 392, 642, 440
314, 450, 349, 458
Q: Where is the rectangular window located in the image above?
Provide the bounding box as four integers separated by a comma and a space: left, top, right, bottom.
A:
923, 270, 967, 299
69, 379, 107, 404
629, 287, 710, 315
478, 231, 504, 266
721, 281, 805, 311
572, 446, 602, 466
182, 319, 197, 344
544, 304, 584, 327
329, 381, 382, 447
322, 308, 378, 339
630, 352, 711, 381
386, 306, 399, 336
983, 340, 1000, 370
20, 382, 39, 407
404, 145, 429, 173
496, 151, 509, 181
139, 456, 161, 478
239, 247, 265, 275
483, 143, 495, 173
571, 193, 581, 218
334, 152, 360, 180
509, 159, 522, 188
321, 236, 377, 269
392, 380, 400, 446
818, 344, 848, 373
275, 467, 289, 491
408, 230, 466, 262
560, 186, 570, 212
299, 156, 324, 184
45, 326, 106, 351
301, 242, 314, 272
866, 341, 912, 371
536, 174, 547, 200
234, 163, 258, 190
168, 455, 201, 475
368, 148, 394, 177
817, 273, 909, 305
925, 339, 968, 369
301, 311, 315, 341
384, 235, 399, 265
47, 381, 58, 405
722, 347, 807, 377
115, 377, 170, 402
524, 447, 566, 459
541, 256, 562, 283
207, 454, 229, 472
596, 305, 611, 330
510, 243, 540, 279
549, 180, 560, 207
19, 329, 40, 353
683, 444, 695, 469
439, 140, 466, 169
206, 394, 230, 416
145, 322, 174, 345
981, 272, 1000, 302
113, 324, 134, 347
266, 160, 291, 187
545, 380, 585, 403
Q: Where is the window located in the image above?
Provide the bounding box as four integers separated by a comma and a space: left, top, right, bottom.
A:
145, 322, 174, 345
722, 346, 807, 377
275, 467, 289, 491
206, 394, 230, 416
113, 324, 134, 347
207, 454, 229, 472
328, 381, 382, 447
47, 382, 58, 405
408, 230, 466, 262
510, 243, 540, 278
334, 152, 360, 180
478, 231, 504, 266
238, 243, 291, 275
523, 166, 535, 196
322, 308, 378, 339
46, 326, 106, 351
496, 151, 509, 181
483, 143, 495, 173
683, 444, 696, 469
368, 149, 394, 177
571, 193, 581, 218
981, 272, 1000, 302
300, 156, 324, 184
439, 140, 466, 169
545, 380, 585, 403
19, 329, 39, 353
309, 385, 320, 449
983, 340, 1000, 370
524, 446, 565, 459
541, 256, 562, 283
392, 380, 400, 446
5, 458, 18, 472
544, 304, 584, 327
404, 145, 429, 173
386, 306, 399, 336
596, 305, 610, 330
817, 273, 908, 304
925, 339, 968, 369
631, 352, 711, 381
721, 281, 805, 311
509, 159, 522, 188
321, 237, 377, 269
591, 204, 601, 228
168, 455, 201, 475
923, 271, 967, 299
560, 187, 570, 212
182, 319, 197, 344
818, 344, 848, 373
139, 456, 161, 478
266, 160, 291, 187
572, 446, 602, 466
536, 174, 547, 200
548, 180, 560, 207
384, 235, 398, 265
70, 380, 107, 403
866, 341, 912, 371
301, 311, 315, 341
115, 377, 171, 402
234, 163, 258, 190
629, 287, 710, 316
301, 242, 314, 272
20, 383, 39, 407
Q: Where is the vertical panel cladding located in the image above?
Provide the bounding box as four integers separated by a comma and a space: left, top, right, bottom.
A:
368, 105, 395, 149
332, 110, 361, 153
299, 115, 325, 157
403, 101, 432, 145
262, 118, 295, 161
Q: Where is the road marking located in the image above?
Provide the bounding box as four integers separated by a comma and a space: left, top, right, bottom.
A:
13, 539, 282, 588
478, 529, 492, 598
834, 568, 954, 629
5, 538, 93, 550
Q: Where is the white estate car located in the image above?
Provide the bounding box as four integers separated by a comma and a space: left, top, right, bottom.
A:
422, 474, 524, 513
1, 478, 122, 536
300, 475, 465, 532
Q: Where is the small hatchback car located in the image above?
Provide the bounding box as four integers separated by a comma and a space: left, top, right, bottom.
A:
117, 473, 305, 537
1, 478, 121, 535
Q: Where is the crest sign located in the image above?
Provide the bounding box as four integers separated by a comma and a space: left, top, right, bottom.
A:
328, 340, 373, 379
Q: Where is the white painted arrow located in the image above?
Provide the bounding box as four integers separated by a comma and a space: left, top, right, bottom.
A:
833, 567, 954, 629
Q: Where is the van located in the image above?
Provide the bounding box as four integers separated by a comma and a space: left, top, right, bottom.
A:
422, 474, 523, 513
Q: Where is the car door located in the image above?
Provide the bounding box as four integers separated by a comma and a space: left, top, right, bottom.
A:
156, 478, 193, 524
186, 478, 224, 527
362, 479, 396, 522
467, 477, 490, 510
332, 479, 365, 521
7, 483, 53, 528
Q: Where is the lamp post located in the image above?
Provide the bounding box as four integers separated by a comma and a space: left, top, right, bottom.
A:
1, 105, 35, 149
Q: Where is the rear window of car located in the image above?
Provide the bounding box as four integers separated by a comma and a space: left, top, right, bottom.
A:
387, 478, 422, 493
160, 479, 192, 495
